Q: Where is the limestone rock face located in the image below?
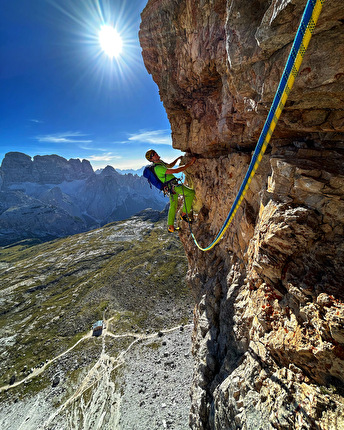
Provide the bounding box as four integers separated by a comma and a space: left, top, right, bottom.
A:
0, 152, 33, 184
141, 0, 344, 155
1, 152, 94, 185
140, 1, 344, 429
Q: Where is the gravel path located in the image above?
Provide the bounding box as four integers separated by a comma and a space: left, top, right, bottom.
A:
0, 325, 194, 430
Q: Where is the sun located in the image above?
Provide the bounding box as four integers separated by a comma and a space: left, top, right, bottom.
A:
99, 25, 123, 59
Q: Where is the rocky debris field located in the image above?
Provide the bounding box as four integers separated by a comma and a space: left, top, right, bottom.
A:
0, 325, 194, 430
118, 325, 193, 430
0, 209, 195, 429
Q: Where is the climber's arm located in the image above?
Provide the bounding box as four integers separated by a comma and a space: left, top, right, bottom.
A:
165, 157, 196, 174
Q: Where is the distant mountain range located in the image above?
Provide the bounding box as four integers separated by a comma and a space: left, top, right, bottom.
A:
0, 152, 166, 245
116, 167, 145, 175
97, 167, 145, 176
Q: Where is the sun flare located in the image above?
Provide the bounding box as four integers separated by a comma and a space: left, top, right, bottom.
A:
99, 25, 123, 58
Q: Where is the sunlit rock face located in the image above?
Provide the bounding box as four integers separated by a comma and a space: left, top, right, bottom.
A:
140, 1, 344, 429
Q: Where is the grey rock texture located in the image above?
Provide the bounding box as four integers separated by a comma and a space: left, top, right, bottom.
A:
118, 326, 193, 430
1, 152, 94, 185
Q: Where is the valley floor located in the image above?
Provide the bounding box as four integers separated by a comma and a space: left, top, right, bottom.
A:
0, 211, 194, 430
0, 323, 194, 430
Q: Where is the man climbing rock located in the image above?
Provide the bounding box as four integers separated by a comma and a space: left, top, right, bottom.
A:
145, 149, 196, 232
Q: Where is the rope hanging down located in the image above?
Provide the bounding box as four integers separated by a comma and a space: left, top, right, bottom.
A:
188, 0, 325, 252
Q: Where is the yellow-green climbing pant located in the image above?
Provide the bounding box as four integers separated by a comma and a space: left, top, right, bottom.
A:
168, 184, 195, 226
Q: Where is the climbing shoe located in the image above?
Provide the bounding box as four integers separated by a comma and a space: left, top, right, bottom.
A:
168, 226, 180, 233
180, 214, 193, 223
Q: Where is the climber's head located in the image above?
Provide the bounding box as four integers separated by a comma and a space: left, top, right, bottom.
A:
145, 149, 159, 162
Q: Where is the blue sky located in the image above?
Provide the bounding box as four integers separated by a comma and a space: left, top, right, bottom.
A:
0, 0, 181, 170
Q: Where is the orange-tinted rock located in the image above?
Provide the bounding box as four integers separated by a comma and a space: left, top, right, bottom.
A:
140, 1, 344, 428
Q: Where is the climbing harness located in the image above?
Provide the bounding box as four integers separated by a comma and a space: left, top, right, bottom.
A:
186, 0, 325, 252
143, 163, 178, 196
164, 177, 178, 196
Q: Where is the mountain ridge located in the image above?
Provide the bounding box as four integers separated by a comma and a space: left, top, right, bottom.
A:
0, 152, 166, 245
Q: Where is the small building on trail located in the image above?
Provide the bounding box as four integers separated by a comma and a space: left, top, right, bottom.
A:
92, 320, 103, 336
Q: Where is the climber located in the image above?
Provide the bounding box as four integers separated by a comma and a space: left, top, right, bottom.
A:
145, 149, 196, 233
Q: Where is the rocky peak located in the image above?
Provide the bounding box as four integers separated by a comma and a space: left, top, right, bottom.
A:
0, 152, 33, 184
140, 1, 344, 429
100, 165, 121, 177
0, 152, 95, 186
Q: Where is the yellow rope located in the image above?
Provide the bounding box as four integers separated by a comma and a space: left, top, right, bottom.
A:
190, 0, 324, 252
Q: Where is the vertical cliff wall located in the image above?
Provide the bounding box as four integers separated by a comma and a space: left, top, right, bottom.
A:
140, 1, 344, 428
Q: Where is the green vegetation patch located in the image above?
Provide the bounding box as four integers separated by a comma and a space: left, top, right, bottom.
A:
0, 215, 193, 403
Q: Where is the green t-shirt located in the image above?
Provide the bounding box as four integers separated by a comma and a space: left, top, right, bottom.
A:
154, 163, 175, 183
